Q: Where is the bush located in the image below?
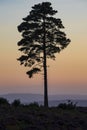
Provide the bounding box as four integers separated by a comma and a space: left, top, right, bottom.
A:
58, 100, 77, 110
28, 102, 39, 109
0, 97, 9, 106
12, 99, 21, 107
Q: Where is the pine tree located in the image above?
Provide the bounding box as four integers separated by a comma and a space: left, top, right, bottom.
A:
17, 2, 70, 107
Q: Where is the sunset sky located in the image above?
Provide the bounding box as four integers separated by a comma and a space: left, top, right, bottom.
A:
0, 0, 87, 95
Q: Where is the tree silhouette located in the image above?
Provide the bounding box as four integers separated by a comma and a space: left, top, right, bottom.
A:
17, 2, 70, 107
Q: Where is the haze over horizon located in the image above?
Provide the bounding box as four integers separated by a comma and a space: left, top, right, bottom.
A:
0, 0, 87, 95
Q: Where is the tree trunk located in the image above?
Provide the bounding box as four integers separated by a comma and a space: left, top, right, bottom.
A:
43, 15, 48, 107
43, 45, 48, 107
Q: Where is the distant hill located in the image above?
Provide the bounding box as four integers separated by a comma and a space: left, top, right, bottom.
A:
0, 93, 43, 103
0, 93, 87, 106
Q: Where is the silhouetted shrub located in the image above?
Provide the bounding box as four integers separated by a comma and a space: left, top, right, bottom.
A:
12, 99, 21, 107
58, 100, 77, 110
28, 102, 39, 109
0, 97, 9, 106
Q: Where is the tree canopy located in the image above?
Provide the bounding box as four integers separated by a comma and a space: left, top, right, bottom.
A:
17, 2, 70, 78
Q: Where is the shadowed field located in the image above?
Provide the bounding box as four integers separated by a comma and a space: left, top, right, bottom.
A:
0, 99, 87, 130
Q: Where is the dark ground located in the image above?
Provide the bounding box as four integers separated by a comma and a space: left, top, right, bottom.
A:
0, 103, 87, 130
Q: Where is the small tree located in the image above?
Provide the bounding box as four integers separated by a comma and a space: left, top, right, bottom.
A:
17, 2, 70, 107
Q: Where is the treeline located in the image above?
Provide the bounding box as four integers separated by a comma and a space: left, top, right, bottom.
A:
0, 97, 77, 109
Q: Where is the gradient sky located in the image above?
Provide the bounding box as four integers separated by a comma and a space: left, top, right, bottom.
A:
0, 0, 87, 95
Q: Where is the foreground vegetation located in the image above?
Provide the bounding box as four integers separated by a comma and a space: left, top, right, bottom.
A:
0, 98, 87, 130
